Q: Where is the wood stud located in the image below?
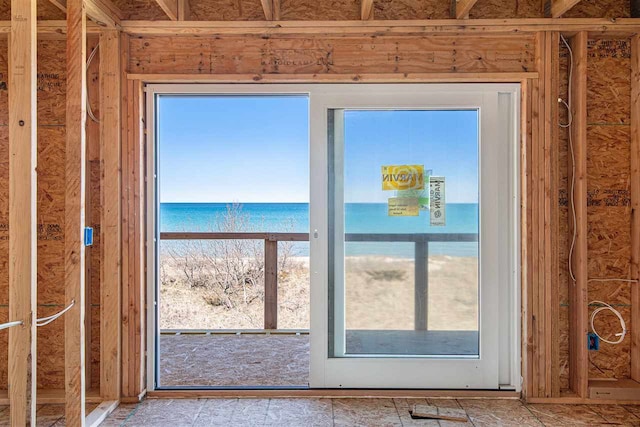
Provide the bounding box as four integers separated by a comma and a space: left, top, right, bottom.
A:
568, 31, 589, 399
8, 0, 37, 424
65, 0, 87, 423
99, 29, 122, 402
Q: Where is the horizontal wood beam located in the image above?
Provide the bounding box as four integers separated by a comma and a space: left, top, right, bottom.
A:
116, 18, 640, 36
127, 72, 536, 83
455, 0, 478, 19
0, 18, 639, 36
48, 0, 123, 27
361, 0, 374, 20
155, 0, 178, 21
546, 0, 583, 18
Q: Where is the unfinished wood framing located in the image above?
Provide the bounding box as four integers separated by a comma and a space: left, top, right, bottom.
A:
0, 0, 640, 412
8, 0, 37, 425
99, 29, 121, 402
65, 0, 87, 423
260, 0, 273, 20
361, 0, 374, 20
454, 0, 478, 19
631, 34, 640, 383
547, 0, 583, 18
154, 0, 178, 21
121, 72, 146, 399
177, 0, 190, 21
48, 0, 123, 27
0, 19, 638, 37
568, 31, 588, 399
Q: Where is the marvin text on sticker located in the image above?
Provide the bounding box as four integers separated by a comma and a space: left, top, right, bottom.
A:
381, 165, 425, 191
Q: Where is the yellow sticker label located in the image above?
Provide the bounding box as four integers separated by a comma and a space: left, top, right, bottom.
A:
382, 165, 424, 191
388, 197, 420, 216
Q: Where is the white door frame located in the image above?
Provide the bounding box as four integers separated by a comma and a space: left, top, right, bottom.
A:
144, 83, 520, 392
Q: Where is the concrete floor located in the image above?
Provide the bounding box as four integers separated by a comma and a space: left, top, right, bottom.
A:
4, 398, 640, 426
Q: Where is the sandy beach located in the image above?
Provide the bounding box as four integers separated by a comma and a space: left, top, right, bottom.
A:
159, 254, 478, 331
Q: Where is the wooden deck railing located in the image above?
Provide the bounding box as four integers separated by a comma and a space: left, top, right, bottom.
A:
160, 231, 478, 331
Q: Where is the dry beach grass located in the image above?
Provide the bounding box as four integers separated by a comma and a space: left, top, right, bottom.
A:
159, 254, 479, 331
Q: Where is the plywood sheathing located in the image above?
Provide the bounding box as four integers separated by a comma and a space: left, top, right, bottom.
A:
187, 0, 267, 21
0, 39, 87, 391
586, 38, 633, 381
36, 40, 67, 391
112, 0, 170, 20
370, 0, 449, 20
128, 34, 536, 75
558, 38, 571, 392
469, 0, 542, 19
37, 0, 66, 20
563, 0, 631, 19
86, 36, 102, 391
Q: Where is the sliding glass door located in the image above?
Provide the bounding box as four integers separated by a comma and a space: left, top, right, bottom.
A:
309, 85, 520, 389
146, 84, 520, 391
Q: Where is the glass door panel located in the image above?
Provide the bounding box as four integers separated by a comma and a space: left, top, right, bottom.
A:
309, 84, 519, 390
328, 109, 480, 358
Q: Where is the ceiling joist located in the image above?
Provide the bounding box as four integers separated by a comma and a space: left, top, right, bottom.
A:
48, 0, 123, 27
361, 0, 374, 20
454, 0, 478, 19
546, 0, 583, 18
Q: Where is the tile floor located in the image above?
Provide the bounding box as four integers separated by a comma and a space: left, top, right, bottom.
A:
4, 397, 640, 426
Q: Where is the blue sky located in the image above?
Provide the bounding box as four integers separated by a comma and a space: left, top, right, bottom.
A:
158, 96, 478, 204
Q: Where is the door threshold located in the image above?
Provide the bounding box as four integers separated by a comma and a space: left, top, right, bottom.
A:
147, 389, 520, 399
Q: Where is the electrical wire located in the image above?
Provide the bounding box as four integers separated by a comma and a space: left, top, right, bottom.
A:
560, 34, 577, 284
36, 300, 75, 327
589, 300, 626, 345
559, 34, 638, 289
87, 43, 100, 123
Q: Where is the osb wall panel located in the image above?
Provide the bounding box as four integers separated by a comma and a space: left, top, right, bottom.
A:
0, 1, 65, 20
0, 37, 6, 390
28, 0, 629, 20
189, 0, 269, 21
371, 0, 449, 20
0, 38, 102, 389
585, 38, 632, 381
564, 0, 631, 18
558, 39, 570, 391
35, 38, 67, 388
112, 0, 169, 20
469, 0, 543, 19
37, 0, 65, 20
128, 34, 536, 74
87, 37, 102, 389
555, 37, 633, 390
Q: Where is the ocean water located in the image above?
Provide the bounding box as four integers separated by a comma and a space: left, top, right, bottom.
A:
160, 203, 478, 258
